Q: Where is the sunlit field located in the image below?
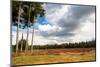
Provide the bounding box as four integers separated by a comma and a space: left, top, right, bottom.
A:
12, 48, 95, 65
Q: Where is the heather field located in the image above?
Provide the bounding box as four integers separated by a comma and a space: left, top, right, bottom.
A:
12, 48, 96, 65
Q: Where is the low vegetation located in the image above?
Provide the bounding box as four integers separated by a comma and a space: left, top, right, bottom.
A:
12, 48, 95, 65
12, 40, 96, 65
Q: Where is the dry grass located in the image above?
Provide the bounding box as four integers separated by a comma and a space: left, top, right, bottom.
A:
12, 48, 96, 65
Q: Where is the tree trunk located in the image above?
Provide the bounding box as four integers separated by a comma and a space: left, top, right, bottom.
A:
20, 32, 23, 52
31, 22, 35, 53
15, 3, 21, 54
25, 4, 31, 53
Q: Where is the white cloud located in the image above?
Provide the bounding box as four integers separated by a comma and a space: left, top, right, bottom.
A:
38, 24, 62, 32
38, 24, 52, 31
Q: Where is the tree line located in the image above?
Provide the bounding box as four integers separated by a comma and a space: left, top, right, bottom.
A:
12, 39, 96, 52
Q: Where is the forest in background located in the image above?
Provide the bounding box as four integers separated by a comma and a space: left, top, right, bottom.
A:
12, 39, 96, 52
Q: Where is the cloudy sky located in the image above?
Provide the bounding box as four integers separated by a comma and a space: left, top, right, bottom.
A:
12, 3, 96, 45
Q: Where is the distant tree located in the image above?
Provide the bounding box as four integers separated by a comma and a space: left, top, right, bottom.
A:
18, 39, 27, 51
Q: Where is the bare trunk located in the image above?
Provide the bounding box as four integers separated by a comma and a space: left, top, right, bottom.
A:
15, 4, 21, 54
31, 22, 35, 53
20, 32, 23, 52
25, 5, 31, 53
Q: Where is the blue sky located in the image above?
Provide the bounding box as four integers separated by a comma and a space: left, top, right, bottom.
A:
37, 16, 48, 25
12, 15, 49, 32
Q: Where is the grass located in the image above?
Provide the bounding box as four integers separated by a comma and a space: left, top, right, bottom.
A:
12, 48, 96, 65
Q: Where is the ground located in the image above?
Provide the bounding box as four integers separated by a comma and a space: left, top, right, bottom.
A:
12, 48, 96, 66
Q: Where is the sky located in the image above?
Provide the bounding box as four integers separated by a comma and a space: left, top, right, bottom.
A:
12, 3, 96, 45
